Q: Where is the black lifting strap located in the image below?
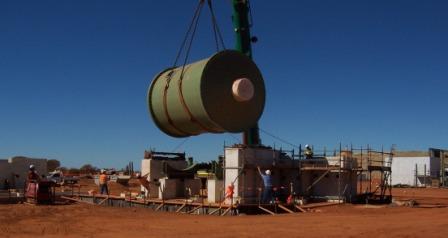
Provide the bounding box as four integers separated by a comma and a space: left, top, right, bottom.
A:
171, 0, 205, 72
207, 0, 226, 51
163, 0, 230, 135
170, 0, 226, 75
162, 1, 205, 137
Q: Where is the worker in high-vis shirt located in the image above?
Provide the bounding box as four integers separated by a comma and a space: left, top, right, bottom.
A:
257, 166, 273, 204
225, 182, 235, 204
304, 144, 314, 159
99, 169, 109, 195
27, 165, 40, 182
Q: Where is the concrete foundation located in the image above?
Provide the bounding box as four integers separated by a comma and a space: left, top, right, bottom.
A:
207, 179, 223, 203
224, 146, 300, 204
224, 146, 359, 204
138, 147, 360, 204
158, 178, 202, 199
159, 178, 182, 199
141, 159, 188, 198
299, 170, 357, 201
184, 178, 201, 197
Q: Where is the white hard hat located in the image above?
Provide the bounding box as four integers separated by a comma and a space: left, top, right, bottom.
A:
29, 164, 35, 169
305, 144, 310, 148
265, 170, 271, 175
101, 169, 105, 173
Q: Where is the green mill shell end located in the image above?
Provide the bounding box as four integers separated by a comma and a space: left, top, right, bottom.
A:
147, 50, 266, 138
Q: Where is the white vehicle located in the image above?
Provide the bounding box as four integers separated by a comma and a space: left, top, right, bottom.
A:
47, 170, 79, 185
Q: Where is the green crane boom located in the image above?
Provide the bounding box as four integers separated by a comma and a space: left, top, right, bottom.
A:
232, 0, 261, 146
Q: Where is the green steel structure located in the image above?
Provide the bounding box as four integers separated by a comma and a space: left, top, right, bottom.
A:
232, 0, 261, 145
148, 50, 265, 138
147, 0, 265, 144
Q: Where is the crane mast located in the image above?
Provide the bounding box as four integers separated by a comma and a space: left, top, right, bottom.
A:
232, 0, 261, 146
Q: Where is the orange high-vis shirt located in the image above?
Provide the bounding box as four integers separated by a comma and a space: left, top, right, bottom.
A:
225, 184, 234, 198
99, 174, 108, 185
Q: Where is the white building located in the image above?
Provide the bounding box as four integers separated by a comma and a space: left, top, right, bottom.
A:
391, 156, 439, 187
0, 156, 47, 189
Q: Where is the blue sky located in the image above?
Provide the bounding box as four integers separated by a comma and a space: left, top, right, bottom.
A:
1, 0, 447, 168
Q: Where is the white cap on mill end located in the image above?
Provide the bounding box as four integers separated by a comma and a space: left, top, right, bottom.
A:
232, 78, 254, 102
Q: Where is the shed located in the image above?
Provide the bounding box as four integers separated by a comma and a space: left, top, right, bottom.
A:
391, 156, 439, 187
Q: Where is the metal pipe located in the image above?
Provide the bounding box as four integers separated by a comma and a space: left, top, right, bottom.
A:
360, 146, 363, 194
415, 163, 418, 187
424, 164, 427, 188
338, 143, 341, 203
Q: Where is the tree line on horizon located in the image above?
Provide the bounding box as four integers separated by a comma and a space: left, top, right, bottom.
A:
47, 159, 133, 176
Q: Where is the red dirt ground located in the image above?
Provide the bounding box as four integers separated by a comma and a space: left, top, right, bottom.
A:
2, 182, 448, 238
393, 187, 448, 205
1, 202, 448, 238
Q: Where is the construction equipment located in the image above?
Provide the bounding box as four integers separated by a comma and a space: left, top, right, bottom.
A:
47, 170, 79, 186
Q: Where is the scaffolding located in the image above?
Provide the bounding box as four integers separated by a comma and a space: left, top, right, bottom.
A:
362, 146, 394, 203
429, 148, 448, 187
289, 144, 395, 204
59, 144, 397, 216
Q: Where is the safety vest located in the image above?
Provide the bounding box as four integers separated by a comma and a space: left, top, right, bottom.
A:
305, 148, 313, 156
225, 184, 234, 198
99, 174, 108, 184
